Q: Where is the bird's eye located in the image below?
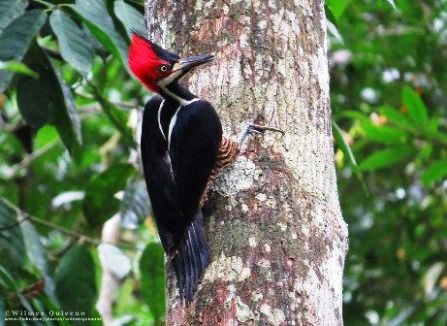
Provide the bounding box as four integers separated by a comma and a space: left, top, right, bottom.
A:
160, 65, 168, 72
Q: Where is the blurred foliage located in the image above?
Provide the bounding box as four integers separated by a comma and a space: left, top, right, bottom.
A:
0, 0, 164, 325
327, 0, 447, 324
0, 0, 446, 325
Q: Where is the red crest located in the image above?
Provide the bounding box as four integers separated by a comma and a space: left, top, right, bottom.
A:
128, 33, 171, 91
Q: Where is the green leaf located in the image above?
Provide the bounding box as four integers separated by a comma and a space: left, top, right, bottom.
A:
114, 0, 146, 37
55, 245, 97, 319
326, 0, 351, 21
0, 198, 25, 272
121, 179, 151, 228
326, 19, 344, 43
379, 105, 413, 128
101, 100, 135, 146
0, 264, 34, 312
50, 9, 94, 76
83, 163, 135, 226
52, 70, 83, 159
140, 242, 166, 323
0, 9, 46, 92
332, 121, 358, 168
420, 143, 433, 160
402, 86, 428, 125
70, 0, 128, 68
0, 60, 38, 78
359, 146, 414, 171
385, 0, 397, 10
324, 4, 337, 24
360, 120, 407, 144
17, 42, 82, 158
34, 125, 59, 150
421, 160, 447, 186
19, 220, 57, 303
16, 69, 53, 129
338, 110, 369, 123
0, 264, 18, 291
0, 0, 28, 34
92, 86, 135, 147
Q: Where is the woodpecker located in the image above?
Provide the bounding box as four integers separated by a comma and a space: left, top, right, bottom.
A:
128, 32, 239, 300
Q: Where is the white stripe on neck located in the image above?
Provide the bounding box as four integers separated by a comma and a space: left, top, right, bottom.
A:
161, 85, 199, 106
158, 72, 199, 106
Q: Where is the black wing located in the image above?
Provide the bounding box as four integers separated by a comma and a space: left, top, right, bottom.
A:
141, 95, 186, 252
168, 100, 222, 221
169, 100, 221, 299
141, 97, 220, 299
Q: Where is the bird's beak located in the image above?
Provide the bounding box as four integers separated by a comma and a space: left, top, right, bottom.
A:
172, 54, 215, 72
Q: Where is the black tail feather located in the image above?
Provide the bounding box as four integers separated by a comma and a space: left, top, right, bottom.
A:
192, 211, 209, 268
186, 234, 195, 298
171, 210, 209, 300
189, 224, 204, 295
179, 240, 192, 300
185, 234, 195, 299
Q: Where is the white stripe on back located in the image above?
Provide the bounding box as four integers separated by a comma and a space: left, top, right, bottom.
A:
157, 99, 166, 140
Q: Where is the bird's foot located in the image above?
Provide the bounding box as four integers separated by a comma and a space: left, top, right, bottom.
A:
246, 123, 285, 135
237, 121, 284, 147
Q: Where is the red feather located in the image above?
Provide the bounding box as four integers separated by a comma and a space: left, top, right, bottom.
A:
128, 33, 168, 91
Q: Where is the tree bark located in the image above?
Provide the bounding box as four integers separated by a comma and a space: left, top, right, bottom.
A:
145, 0, 348, 325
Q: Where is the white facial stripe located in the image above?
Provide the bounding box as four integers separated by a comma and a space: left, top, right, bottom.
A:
171, 62, 182, 72
161, 86, 191, 106
158, 69, 182, 87
158, 69, 198, 105
157, 99, 166, 140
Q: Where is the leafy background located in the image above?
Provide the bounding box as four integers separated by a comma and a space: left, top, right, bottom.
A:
0, 0, 446, 325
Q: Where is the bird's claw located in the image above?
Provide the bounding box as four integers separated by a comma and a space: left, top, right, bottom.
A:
246, 123, 285, 135
238, 121, 285, 146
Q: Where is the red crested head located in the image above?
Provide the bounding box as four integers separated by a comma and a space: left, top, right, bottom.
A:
128, 32, 179, 92
128, 32, 215, 96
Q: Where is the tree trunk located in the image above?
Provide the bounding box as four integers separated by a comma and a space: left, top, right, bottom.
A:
145, 0, 349, 325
